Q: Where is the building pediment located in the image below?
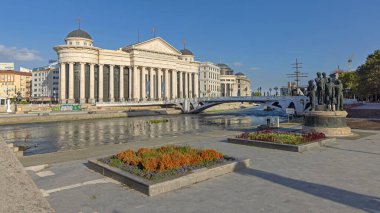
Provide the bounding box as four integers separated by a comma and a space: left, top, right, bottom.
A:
122, 37, 181, 56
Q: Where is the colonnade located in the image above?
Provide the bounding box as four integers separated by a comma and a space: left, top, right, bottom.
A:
59, 62, 199, 103
221, 83, 235, 97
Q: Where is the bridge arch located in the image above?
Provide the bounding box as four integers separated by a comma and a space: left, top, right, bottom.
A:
189, 100, 280, 114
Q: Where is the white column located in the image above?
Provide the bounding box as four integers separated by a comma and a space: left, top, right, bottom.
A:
98, 64, 104, 102
89, 63, 95, 103
164, 69, 169, 99
133, 66, 140, 100
119, 66, 124, 101
128, 67, 132, 100
141, 67, 146, 100
150, 68, 154, 100
80, 62, 85, 103
68, 62, 74, 103
184, 72, 188, 98
172, 70, 177, 99
157, 68, 162, 99
109, 65, 114, 102
194, 73, 199, 98
179, 71, 183, 98
59, 63, 66, 103
189, 73, 193, 98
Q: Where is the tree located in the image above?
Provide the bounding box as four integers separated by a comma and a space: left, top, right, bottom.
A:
274, 86, 279, 96
356, 50, 380, 101
339, 72, 358, 99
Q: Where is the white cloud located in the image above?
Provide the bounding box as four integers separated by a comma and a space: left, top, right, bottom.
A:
233, 62, 243, 67
0, 44, 42, 61
250, 67, 260, 71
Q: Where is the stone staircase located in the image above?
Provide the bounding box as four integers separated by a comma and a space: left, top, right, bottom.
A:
7, 143, 23, 157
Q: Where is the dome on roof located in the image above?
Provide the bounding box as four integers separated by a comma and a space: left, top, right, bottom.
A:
216, 63, 230, 68
235, 72, 245, 76
66, 29, 92, 40
180, 48, 193, 56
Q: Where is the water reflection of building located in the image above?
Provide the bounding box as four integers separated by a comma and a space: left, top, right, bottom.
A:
206, 116, 252, 127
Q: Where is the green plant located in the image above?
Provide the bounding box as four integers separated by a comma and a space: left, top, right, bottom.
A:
109, 158, 122, 167
148, 119, 169, 124
237, 130, 325, 145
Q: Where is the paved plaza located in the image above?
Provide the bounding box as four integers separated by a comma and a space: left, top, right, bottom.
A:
22, 128, 380, 213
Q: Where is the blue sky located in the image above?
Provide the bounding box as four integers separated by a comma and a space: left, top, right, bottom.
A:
0, 0, 379, 92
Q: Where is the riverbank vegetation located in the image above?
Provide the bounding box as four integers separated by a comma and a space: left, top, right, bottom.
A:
148, 119, 169, 124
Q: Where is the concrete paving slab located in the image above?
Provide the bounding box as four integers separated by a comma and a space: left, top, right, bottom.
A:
24, 128, 380, 213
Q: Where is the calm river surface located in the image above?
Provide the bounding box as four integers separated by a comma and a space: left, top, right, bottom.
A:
0, 107, 286, 156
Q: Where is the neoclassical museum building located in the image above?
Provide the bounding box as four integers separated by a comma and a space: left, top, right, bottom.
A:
54, 28, 199, 104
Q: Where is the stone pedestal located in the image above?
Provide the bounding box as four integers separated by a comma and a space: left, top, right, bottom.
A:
303, 111, 352, 137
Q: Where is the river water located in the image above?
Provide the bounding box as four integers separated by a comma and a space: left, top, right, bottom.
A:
0, 106, 286, 156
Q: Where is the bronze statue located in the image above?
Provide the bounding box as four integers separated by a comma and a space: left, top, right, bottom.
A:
325, 77, 335, 111
335, 79, 344, 111
306, 80, 316, 111
321, 72, 328, 104
315, 72, 324, 105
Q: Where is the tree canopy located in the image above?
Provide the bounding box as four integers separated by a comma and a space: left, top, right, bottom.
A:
355, 50, 380, 101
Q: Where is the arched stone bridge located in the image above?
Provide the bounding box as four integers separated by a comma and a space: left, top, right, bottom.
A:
178, 96, 308, 114
96, 96, 310, 115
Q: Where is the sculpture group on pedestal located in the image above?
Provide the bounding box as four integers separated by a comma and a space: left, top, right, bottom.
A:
306, 72, 344, 111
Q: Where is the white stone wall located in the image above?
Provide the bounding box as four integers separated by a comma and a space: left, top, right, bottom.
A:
199, 62, 221, 97
32, 69, 59, 99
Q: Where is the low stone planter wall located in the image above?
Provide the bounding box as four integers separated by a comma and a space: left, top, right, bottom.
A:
227, 138, 336, 152
88, 158, 250, 196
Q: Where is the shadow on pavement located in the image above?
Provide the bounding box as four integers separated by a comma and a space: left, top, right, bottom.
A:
235, 167, 380, 212
325, 145, 380, 156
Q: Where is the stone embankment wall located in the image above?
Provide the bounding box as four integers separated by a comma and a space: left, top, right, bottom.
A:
0, 137, 54, 212
0, 108, 181, 125
347, 109, 380, 118
0, 103, 173, 113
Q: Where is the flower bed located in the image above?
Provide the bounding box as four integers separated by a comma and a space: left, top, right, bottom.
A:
99, 145, 235, 181
236, 130, 326, 145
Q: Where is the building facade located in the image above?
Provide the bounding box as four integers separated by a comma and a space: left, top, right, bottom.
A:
31, 68, 59, 101
217, 63, 251, 97
0, 70, 32, 105
236, 72, 252, 96
31, 61, 60, 101
54, 28, 199, 104
199, 62, 220, 97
